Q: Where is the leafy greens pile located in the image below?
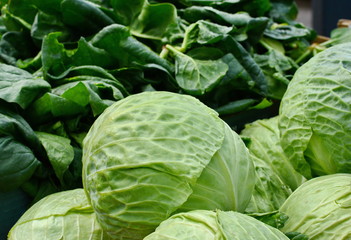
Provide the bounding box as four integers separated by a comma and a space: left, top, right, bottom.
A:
0, 0, 316, 205
0, 0, 331, 239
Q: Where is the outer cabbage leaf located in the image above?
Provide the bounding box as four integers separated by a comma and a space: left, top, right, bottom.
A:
280, 174, 351, 240
144, 209, 290, 240
240, 116, 305, 190
144, 210, 223, 240
178, 122, 255, 213
244, 154, 292, 214
218, 210, 289, 240
8, 189, 110, 240
82, 91, 254, 239
279, 43, 351, 178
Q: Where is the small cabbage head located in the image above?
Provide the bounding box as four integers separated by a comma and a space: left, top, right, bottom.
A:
240, 116, 305, 190
280, 173, 351, 239
7, 189, 109, 240
144, 209, 290, 240
279, 43, 351, 178
82, 91, 255, 239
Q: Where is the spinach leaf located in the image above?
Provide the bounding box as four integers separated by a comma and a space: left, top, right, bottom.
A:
180, 6, 269, 44
130, 1, 177, 40
91, 24, 173, 72
0, 63, 51, 109
219, 35, 268, 96
35, 132, 75, 186
166, 45, 228, 95
0, 31, 38, 65
109, 0, 145, 25
61, 0, 115, 36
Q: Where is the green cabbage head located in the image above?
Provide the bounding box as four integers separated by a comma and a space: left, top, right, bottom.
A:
144, 209, 290, 240
279, 43, 351, 178
241, 116, 305, 190
7, 189, 109, 240
280, 173, 351, 239
82, 91, 255, 239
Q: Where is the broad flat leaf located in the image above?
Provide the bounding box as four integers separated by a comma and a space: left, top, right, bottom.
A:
25, 92, 86, 125
109, 0, 145, 25
90, 24, 173, 72
220, 36, 268, 95
181, 20, 233, 51
31, 11, 69, 42
0, 64, 50, 109
131, 2, 177, 40
36, 132, 74, 185
167, 45, 228, 95
0, 136, 40, 191
61, 0, 115, 35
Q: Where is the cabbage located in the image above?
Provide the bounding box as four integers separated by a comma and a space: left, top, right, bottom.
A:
280, 173, 351, 239
244, 154, 292, 214
240, 116, 306, 213
241, 116, 305, 190
279, 43, 351, 178
7, 189, 109, 240
144, 209, 290, 240
82, 91, 255, 239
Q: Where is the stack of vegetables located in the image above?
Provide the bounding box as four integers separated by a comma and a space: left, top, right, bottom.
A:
1, 0, 351, 239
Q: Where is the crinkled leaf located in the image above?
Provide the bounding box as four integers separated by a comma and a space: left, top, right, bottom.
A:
8, 189, 109, 240
83, 92, 226, 239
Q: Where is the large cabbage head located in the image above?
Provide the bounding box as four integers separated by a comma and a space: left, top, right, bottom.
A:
280, 173, 351, 239
7, 189, 109, 240
82, 91, 255, 239
144, 209, 290, 240
279, 43, 351, 178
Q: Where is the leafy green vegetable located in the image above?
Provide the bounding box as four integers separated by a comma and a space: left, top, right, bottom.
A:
280, 174, 351, 240
0, 0, 321, 237
241, 116, 305, 190
8, 188, 111, 240
0, 64, 50, 109
144, 209, 290, 240
279, 42, 351, 178
82, 91, 255, 239
166, 44, 228, 95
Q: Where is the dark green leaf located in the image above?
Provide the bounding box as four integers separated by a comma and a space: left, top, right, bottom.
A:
109, 0, 145, 25
215, 99, 258, 115
219, 36, 268, 95
31, 11, 70, 42
61, 0, 115, 35
264, 24, 313, 41
25, 92, 87, 125
0, 63, 51, 109
180, 7, 268, 44
131, 2, 177, 40
181, 20, 233, 51
0, 136, 40, 191
0, 31, 38, 65
167, 45, 228, 95
91, 24, 173, 72
36, 132, 75, 185
248, 211, 289, 229
269, 0, 298, 23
